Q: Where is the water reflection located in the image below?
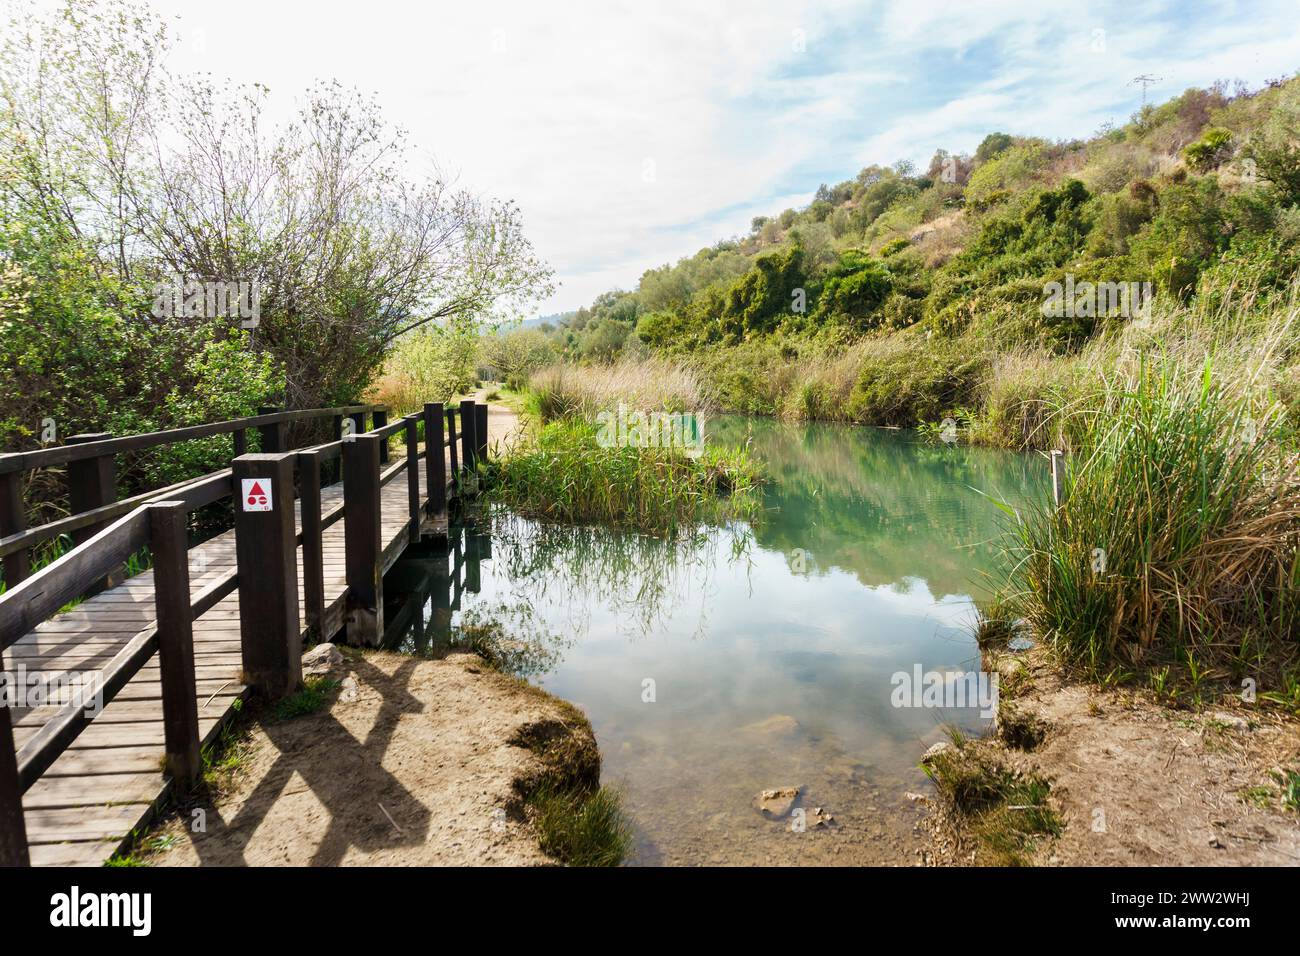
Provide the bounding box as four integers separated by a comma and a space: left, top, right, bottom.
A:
382, 417, 1045, 865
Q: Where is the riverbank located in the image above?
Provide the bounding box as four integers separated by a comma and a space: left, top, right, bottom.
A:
922, 644, 1300, 866
133, 648, 620, 866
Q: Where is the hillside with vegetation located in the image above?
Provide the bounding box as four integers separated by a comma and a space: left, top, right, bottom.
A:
481, 76, 1300, 697
514, 77, 1300, 451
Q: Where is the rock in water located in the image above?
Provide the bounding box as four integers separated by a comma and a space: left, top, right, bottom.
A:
755, 786, 801, 818
805, 806, 834, 829
740, 714, 801, 739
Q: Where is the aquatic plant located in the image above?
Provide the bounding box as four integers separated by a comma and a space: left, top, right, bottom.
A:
482, 419, 762, 536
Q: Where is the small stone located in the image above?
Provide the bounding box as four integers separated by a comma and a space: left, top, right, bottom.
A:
755, 786, 801, 818
301, 642, 343, 676
905, 791, 927, 802
339, 674, 360, 703
804, 806, 834, 829
1213, 712, 1250, 732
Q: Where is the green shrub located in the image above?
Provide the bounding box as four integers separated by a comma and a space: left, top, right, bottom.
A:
999, 356, 1300, 681
1183, 127, 1234, 172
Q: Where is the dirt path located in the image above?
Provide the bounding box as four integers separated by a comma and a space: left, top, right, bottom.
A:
472, 389, 524, 453
927, 646, 1300, 866
146, 650, 597, 866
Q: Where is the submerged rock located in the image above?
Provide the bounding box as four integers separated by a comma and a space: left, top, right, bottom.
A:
805, 806, 834, 829
755, 786, 801, 818
740, 714, 801, 739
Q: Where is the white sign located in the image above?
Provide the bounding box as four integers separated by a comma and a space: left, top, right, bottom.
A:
241, 478, 273, 512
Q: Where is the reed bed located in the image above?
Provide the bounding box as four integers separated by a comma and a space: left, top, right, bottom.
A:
997, 349, 1300, 686
528, 357, 713, 422
483, 419, 762, 536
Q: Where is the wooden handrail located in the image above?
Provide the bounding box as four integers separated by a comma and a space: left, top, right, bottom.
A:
0, 509, 150, 650
16, 626, 160, 790
0, 404, 383, 475
0, 467, 228, 559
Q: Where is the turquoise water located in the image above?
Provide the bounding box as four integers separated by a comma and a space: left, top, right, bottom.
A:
385, 417, 1045, 865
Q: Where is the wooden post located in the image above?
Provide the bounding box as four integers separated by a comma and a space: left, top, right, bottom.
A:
348, 410, 366, 441
476, 404, 488, 464
67, 433, 119, 591
465, 531, 485, 594
1050, 450, 1066, 508
297, 449, 326, 642
233, 428, 247, 460
343, 434, 383, 646
373, 408, 390, 464
148, 501, 201, 786
460, 399, 477, 475
232, 453, 302, 697
404, 415, 421, 540
0, 661, 29, 865
446, 407, 459, 479
0, 471, 29, 588
429, 547, 452, 653
256, 406, 286, 454
424, 402, 446, 517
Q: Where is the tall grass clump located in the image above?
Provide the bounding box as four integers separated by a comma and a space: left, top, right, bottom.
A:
1000, 352, 1300, 684
526, 781, 633, 867
528, 356, 712, 422
483, 419, 762, 535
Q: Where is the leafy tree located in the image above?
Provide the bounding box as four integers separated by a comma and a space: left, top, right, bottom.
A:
813, 251, 892, 331
975, 132, 1014, 163
1, 0, 553, 418
718, 245, 805, 343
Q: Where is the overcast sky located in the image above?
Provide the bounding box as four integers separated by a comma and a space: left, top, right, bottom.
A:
45, 0, 1300, 315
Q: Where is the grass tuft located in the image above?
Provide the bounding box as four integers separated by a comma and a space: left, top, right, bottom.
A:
526, 781, 633, 867
271, 677, 340, 720
923, 731, 1062, 865
484, 418, 763, 536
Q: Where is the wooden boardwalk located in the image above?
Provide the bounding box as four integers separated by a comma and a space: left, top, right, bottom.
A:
6, 464, 441, 866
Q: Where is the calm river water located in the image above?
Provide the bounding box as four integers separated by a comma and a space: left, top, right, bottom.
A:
384, 416, 1044, 865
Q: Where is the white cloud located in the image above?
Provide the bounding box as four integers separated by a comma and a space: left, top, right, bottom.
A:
35, 0, 1300, 314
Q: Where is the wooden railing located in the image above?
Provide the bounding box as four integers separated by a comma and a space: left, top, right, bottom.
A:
0, 403, 385, 588
0, 398, 490, 866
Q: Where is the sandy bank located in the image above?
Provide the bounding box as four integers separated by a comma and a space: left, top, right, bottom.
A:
146, 649, 600, 866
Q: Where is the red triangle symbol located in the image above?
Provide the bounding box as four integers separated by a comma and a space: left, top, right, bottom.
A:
249, 481, 265, 496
